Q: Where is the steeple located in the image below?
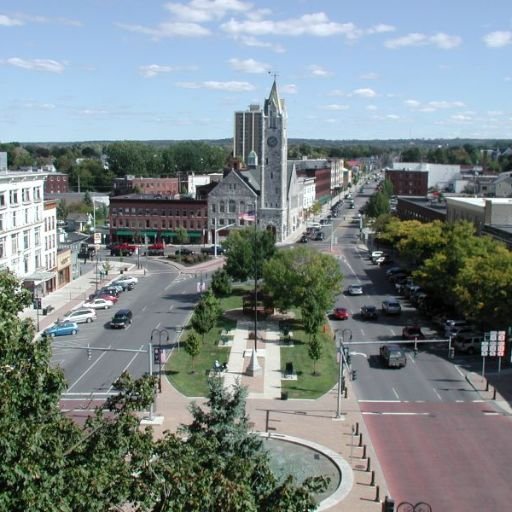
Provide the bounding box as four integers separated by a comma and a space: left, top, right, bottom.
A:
264, 78, 282, 115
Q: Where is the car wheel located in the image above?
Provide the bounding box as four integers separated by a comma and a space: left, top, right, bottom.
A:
50, 332, 56, 338
87, 318, 93, 323
467, 347, 475, 355
71, 329, 77, 335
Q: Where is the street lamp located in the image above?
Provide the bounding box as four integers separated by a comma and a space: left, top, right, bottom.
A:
151, 328, 169, 393
335, 328, 352, 419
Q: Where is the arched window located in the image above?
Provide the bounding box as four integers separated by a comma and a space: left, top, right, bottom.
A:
219, 200, 225, 213
229, 200, 236, 213
239, 200, 245, 214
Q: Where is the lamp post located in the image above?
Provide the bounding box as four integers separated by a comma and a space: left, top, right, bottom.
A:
247, 201, 261, 376
335, 328, 352, 418
151, 328, 169, 393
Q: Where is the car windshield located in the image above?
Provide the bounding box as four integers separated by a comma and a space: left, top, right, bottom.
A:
389, 351, 403, 358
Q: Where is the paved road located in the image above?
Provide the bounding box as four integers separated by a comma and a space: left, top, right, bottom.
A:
323, 187, 512, 511
52, 257, 207, 397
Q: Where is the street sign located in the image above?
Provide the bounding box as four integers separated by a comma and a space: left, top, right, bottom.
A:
481, 342, 489, 357
33, 297, 42, 310
94, 232, 102, 244
498, 341, 505, 357
498, 331, 506, 341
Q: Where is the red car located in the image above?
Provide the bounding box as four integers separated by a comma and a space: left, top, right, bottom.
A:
402, 325, 425, 340
98, 293, 119, 304
333, 307, 350, 320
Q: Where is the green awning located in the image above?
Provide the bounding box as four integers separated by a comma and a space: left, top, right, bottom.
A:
116, 230, 133, 235
142, 230, 157, 236
161, 231, 175, 236
188, 232, 202, 238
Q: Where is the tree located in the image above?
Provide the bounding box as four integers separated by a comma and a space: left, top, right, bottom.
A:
308, 335, 322, 375
211, 268, 232, 297
83, 190, 93, 207
56, 199, 69, 220
223, 227, 276, 282
183, 331, 201, 371
263, 247, 343, 315
190, 290, 220, 342
365, 191, 390, 218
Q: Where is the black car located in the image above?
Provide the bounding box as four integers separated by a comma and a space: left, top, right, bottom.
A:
314, 231, 325, 241
175, 247, 194, 256
298, 235, 309, 243
360, 305, 378, 320
110, 309, 133, 329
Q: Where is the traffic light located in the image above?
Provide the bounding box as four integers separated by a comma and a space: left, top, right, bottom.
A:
153, 347, 162, 365
351, 369, 357, 381
343, 346, 351, 366
33, 297, 42, 310
382, 496, 395, 512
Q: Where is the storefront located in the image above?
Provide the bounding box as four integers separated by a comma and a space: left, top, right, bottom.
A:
56, 249, 72, 288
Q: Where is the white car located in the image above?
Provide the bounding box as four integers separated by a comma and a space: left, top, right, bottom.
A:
114, 275, 138, 286
347, 284, 363, 296
83, 298, 114, 310
62, 308, 96, 324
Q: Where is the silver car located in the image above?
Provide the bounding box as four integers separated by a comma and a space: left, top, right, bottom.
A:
62, 308, 96, 324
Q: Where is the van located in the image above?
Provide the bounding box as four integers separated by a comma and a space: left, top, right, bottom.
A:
444, 319, 467, 337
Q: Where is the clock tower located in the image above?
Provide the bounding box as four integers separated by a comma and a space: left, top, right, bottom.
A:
260, 79, 288, 238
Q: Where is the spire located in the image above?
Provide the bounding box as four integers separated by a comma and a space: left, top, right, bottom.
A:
265, 75, 282, 115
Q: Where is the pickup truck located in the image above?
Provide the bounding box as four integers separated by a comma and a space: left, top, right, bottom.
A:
110, 243, 137, 257
200, 245, 225, 255
147, 242, 165, 256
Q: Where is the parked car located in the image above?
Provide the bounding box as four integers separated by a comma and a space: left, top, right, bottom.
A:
62, 308, 96, 324
370, 250, 384, 261
114, 275, 138, 286
444, 319, 468, 337
360, 305, 378, 320
386, 267, 403, 277
44, 321, 79, 337
375, 255, 393, 265
200, 245, 225, 255
347, 284, 363, 296
333, 307, 350, 320
314, 231, 325, 241
402, 325, 426, 340
83, 298, 114, 310
380, 344, 407, 368
448, 325, 480, 339
97, 292, 119, 304
110, 309, 133, 329
381, 298, 402, 315
453, 333, 483, 354
100, 286, 121, 297
298, 235, 309, 243
175, 247, 194, 256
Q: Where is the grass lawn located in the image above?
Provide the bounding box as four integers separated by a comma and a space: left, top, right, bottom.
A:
166, 286, 338, 398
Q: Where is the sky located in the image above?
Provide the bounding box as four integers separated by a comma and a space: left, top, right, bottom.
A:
1, 0, 511, 143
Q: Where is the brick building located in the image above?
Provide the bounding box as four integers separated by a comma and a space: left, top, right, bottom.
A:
385, 169, 428, 196
109, 194, 207, 244
44, 172, 69, 194
112, 176, 180, 197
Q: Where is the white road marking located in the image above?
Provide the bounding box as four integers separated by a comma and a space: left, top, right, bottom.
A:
359, 399, 401, 403
107, 344, 145, 393
388, 327, 396, 335
360, 328, 366, 337
67, 345, 112, 392
433, 388, 443, 401
142, 305, 147, 312
155, 322, 161, 329
392, 387, 399, 399
454, 365, 465, 377
362, 412, 431, 416
169, 305, 173, 311
350, 351, 368, 359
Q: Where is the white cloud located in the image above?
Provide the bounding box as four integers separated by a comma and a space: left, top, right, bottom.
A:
176, 80, 255, 91
386, 114, 400, 119
487, 110, 504, 116
22, 102, 56, 110
164, 0, 252, 21
352, 88, 377, 98
428, 100, 464, 109
385, 32, 461, 49
5, 57, 65, 73
327, 89, 345, 96
221, 12, 362, 39
367, 23, 395, 34
404, 99, 421, 108
483, 31, 512, 48
15, 14, 82, 26
139, 64, 195, 77
281, 83, 297, 94
0, 14, 23, 26
116, 21, 210, 39
366, 105, 378, 111
308, 64, 332, 77
360, 72, 379, 80
236, 35, 285, 52
322, 104, 349, 111
405, 99, 465, 111
451, 114, 472, 121
228, 57, 269, 73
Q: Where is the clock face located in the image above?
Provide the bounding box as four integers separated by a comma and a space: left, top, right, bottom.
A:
267, 136, 278, 147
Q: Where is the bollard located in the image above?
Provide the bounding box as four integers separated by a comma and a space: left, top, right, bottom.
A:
358, 433, 363, 447
366, 457, 371, 472
361, 444, 367, 459
485, 380, 490, 392
375, 485, 380, 502
493, 387, 497, 400
354, 422, 359, 435
370, 470, 375, 486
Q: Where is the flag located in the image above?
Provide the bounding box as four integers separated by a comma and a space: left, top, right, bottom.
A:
239, 210, 256, 222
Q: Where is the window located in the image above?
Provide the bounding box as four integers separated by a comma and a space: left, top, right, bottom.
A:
228, 200, 236, 213
219, 201, 225, 213
24, 256, 29, 273
0, 193, 5, 208
34, 187, 41, 201
34, 228, 41, 246
0, 237, 5, 259
12, 211, 17, 227
11, 234, 19, 253
24, 209, 29, 224
0, 213, 3, 231
23, 231, 29, 249
22, 188, 30, 202
35, 250, 41, 268
10, 190, 19, 204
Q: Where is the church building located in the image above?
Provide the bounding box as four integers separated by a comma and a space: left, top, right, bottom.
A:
208, 80, 302, 243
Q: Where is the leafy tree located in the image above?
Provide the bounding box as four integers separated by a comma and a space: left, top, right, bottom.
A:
83, 190, 93, 207
211, 268, 232, 297
190, 290, 220, 342
175, 226, 188, 245
56, 199, 69, 220
183, 331, 201, 371
365, 191, 390, 218
223, 227, 276, 282
308, 335, 322, 375
263, 247, 343, 320
400, 147, 422, 162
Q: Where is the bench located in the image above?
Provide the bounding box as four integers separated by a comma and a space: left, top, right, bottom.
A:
42, 305, 55, 315
284, 362, 294, 378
